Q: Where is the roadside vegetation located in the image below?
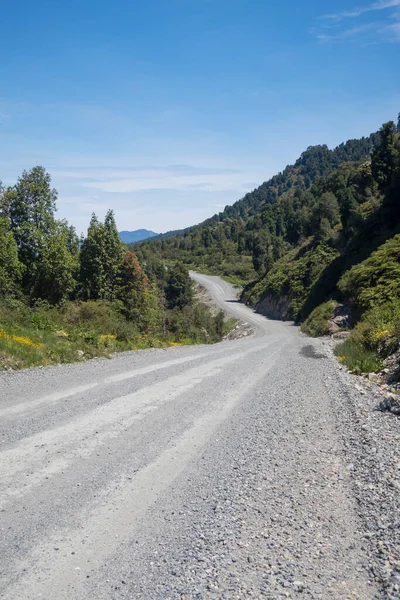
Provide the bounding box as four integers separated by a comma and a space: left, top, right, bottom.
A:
301, 300, 340, 338
0, 169, 233, 370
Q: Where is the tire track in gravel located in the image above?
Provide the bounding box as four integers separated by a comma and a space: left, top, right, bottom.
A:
0, 340, 283, 510
0, 274, 384, 600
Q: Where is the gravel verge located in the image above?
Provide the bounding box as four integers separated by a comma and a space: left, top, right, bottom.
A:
318, 338, 400, 599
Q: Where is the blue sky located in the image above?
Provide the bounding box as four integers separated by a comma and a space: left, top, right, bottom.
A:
0, 0, 399, 235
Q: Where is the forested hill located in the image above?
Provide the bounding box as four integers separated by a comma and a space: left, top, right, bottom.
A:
136, 116, 400, 375
143, 133, 379, 243
135, 129, 380, 281
202, 133, 379, 224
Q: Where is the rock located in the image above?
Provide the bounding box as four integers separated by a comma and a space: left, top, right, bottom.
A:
331, 304, 352, 328
294, 580, 305, 592
77, 350, 85, 359
327, 320, 340, 334
377, 395, 400, 416
255, 294, 291, 320
331, 331, 351, 341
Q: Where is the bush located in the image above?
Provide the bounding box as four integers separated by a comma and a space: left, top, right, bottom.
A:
331, 300, 400, 373
354, 301, 400, 355
301, 300, 339, 337
0, 291, 234, 370
338, 234, 400, 312
334, 338, 383, 374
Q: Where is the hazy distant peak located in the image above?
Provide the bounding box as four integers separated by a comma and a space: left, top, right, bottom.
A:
119, 229, 158, 244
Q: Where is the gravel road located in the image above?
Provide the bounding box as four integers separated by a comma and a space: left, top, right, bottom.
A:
0, 274, 398, 599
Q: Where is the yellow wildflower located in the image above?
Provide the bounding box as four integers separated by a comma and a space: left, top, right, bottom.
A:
99, 334, 116, 342
371, 328, 392, 342
0, 330, 44, 349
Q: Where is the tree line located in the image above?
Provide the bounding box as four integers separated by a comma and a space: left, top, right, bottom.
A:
0, 167, 230, 353
135, 118, 400, 292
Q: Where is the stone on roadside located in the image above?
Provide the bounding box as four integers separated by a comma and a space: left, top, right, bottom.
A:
377, 395, 400, 416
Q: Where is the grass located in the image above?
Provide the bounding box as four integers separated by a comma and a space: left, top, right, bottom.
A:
331, 300, 400, 374
334, 338, 383, 374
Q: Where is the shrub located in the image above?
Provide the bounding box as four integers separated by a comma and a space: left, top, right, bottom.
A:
341, 300, 400, 358
338, 234, 400, 312
334, 338, 383, 374
301, 300, 339, 337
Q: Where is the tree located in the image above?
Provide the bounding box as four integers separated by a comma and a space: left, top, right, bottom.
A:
103, 210, 124, 298
165, 263, 193, 309
371, 121, 399, 190
1, 166, 57, 280
318, 192, 340, 227
0, 167, 81, 302
79, 214, 106, 300
0, 216, 24, 296
315, 217, 332, 243
116, 251, 161, 331
117, 251, 148, 312
31, 220, 79, 304
79, 211, 124, 300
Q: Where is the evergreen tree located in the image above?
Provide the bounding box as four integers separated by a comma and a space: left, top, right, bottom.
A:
79, 214, 106, 300
116, 251, 161, 330
79, 211, 124, 300
117, 251, 149, 315
165, 263, 193, 309
371, 121, 398, 190
103, 210, 124, 299
31, 220, 79, 304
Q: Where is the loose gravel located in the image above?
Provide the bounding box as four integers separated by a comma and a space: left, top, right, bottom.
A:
0, 275, 398, 600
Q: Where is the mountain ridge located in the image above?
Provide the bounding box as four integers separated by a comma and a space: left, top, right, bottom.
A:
119, 229, 158, 244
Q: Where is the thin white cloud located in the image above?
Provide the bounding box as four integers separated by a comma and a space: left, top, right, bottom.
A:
79, 171, 257, 194
48, 164, 258, 196
316, 0, 400, 42
317, 22, 381, 41
323, 0, 400, 20
385, 18, 400, 38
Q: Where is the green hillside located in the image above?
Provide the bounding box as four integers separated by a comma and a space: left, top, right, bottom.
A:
135, 131, 379, 283
137, 116, 400, 373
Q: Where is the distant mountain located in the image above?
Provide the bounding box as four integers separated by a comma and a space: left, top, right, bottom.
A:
119, 229, 158, 244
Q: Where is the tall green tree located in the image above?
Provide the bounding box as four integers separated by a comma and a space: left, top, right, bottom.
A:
1, 166, 57, 275
31, 220, 79, 304
79, 214, 106, 300
0, 167, 80, 302
103, 210, 124, 298
371, 121, 399, 190
79, 211, 124, 300
0, 216, 24, 296
165, 263, 193, 309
